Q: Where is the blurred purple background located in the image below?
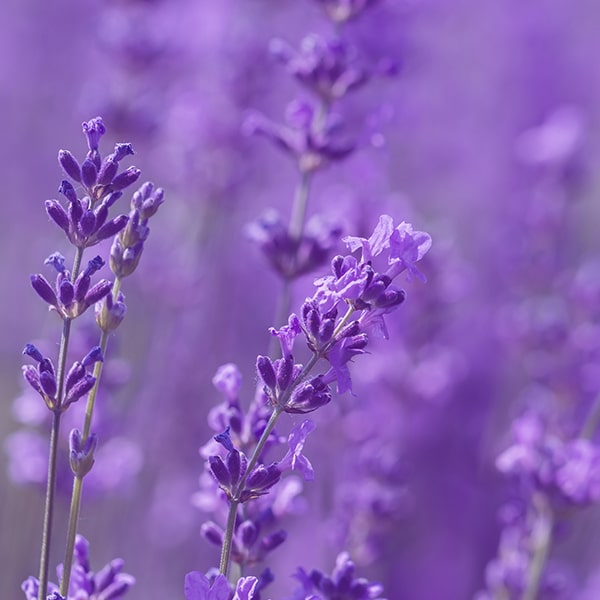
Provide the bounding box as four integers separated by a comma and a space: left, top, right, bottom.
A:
2, 1, 600, 599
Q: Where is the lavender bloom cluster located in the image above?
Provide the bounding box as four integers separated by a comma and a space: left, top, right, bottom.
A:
3, 1, 600, 600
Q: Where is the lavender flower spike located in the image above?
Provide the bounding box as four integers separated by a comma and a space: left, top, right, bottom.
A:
294, 551, 386, 599
23, 535, 134, 600
69, 428, 97, 477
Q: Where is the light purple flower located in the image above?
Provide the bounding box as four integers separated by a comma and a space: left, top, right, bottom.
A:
184, 572, 258, 600
278, 420, 316, 481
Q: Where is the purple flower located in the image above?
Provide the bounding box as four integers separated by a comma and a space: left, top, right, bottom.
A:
322, 333, 369, 394
96, 290, 127, 332
387, 222, 433, 282
82, 117, 107, 152
278, 420, 316, 481
343, 214, 395, 263
184, 572, 258, 600
244, 100, 355, 173
293, 552, 386, 599
314, 216, 430, 317
109, 181, 164, 278
184, 572, 231, 600
269, 314, 303, 358
212, 363, 243, 401
270, 35, 368, 102
69, 428, 98, 477
555, 438, 600, 504
22, 535, 134, 600
246, 210, 342, 280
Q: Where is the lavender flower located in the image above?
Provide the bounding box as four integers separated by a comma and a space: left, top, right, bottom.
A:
270, 35, 368, 103
244, 100, 355, 174
22, 535, 134, 600
21, 344, 102, 412
293, 552, 386, 599
109, 181, 164, 278
246, 210, 342, 280
184, 572, 258, 600
30, 255, 112, 320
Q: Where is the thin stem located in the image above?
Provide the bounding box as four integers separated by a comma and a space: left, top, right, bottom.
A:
581, 393, 600, 440
82, 329, 109, 441
58, 331, 107, 595
59, 475, 84, 596
219, 407, 282, 577
267, 172, 311, 359
268, 279, 292, 359
522, 493, 553, 600
37, 247, 84, 600
59, 277, 121, 595
288, 171, 311, 242
37, 410, 60, 600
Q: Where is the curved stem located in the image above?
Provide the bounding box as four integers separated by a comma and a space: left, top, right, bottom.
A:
59, 277, 121, 595
37, 247, 84, 600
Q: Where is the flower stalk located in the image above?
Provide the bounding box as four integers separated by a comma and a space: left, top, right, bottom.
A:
37, 246, 84, 600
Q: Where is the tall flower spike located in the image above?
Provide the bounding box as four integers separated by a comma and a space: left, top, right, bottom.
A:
270, 35, 369, 102
109, 181, 164, 278
244, 99, 355, 174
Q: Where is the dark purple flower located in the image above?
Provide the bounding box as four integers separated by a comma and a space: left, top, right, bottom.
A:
23, 534, 134, 600
22, 348, 57, 410
293, 551, 385, 599
82, 117, 107, 152
58, 149, 82, 182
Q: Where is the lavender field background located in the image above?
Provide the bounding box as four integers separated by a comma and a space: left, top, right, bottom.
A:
2, 1, 600, 599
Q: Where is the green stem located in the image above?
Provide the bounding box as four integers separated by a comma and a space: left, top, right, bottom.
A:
219, 407, 283, 577
37, 410, 60, 600
289, 171, 311, 242
37, 247, 84, 600
268, 279, 292, 359
59, 277, 121, 595
522, 493, 553, 600
581, 394, 600, 440
268, 169, 312, 360
59, 475, 84, 596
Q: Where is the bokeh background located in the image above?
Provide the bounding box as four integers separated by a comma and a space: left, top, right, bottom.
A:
2, 1, 600, 599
